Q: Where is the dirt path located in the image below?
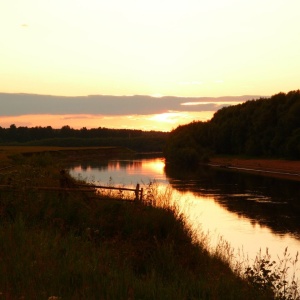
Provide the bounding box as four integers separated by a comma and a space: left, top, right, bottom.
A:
209, 157, 300, 181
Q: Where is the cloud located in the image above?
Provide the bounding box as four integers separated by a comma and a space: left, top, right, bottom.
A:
181, 101, 245, 107
0, 93, 260, 117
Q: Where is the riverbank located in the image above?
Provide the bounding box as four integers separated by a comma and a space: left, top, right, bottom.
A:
0, 150, 275, 299
209, 157, 300, 181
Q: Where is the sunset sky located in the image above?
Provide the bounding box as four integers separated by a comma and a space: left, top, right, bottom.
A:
1, 0, 300, 131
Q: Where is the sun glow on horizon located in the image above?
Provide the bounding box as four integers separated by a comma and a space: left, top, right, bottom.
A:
0, 111, 215, 132
181, 101, 245, 106
149, 112, 183, 124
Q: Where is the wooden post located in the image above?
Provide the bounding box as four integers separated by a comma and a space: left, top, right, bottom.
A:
135, 184, 140, 201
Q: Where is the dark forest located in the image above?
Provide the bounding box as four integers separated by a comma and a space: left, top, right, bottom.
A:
0, 125, 168, 152
164, 90, 300, 164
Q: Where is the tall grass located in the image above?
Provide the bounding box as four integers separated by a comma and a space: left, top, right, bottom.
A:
0, 153, 288, 299
63, 170, 300, 299
142, 181, 300, 299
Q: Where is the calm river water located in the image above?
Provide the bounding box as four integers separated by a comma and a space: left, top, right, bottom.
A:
69, 156, 300, 273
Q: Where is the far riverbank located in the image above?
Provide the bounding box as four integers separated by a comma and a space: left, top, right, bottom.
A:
209, 157, 300, 181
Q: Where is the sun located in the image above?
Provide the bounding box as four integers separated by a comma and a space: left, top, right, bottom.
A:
149, 112, 182, 123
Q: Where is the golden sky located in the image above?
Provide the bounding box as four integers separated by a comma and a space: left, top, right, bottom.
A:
0, 111, 215, 132
1, 1, 300, 131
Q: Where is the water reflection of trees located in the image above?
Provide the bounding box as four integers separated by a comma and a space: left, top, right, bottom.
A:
165, 164, 300, 238
69, 160, 142, 172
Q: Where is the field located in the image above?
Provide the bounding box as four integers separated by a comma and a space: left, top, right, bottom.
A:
0, 145, 134, 166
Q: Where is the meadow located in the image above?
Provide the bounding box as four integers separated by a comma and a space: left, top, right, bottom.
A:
0, 147, 295, 299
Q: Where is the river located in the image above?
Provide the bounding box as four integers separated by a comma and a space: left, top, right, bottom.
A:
69, 156, 300, 278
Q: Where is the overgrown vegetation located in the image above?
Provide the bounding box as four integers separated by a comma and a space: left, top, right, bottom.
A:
0, 150, 298, 299
164, 90, 300, 165
244, 248, 299, 299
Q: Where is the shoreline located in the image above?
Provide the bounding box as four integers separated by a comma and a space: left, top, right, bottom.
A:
209, 157, 300, 181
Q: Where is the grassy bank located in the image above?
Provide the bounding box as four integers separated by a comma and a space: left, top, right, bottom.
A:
0, 150, 278, 299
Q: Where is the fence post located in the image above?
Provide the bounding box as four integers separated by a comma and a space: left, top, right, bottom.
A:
135, 184, 140, 201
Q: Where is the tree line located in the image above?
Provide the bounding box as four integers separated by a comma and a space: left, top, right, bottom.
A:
0, 125, 168, 152
164, 90, 300, 165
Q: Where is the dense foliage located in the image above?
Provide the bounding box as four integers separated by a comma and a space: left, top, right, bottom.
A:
0, 126, 168, 152
164, 90, 300, 164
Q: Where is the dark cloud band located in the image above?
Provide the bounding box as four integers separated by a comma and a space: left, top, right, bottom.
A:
0, 93, 260, 116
